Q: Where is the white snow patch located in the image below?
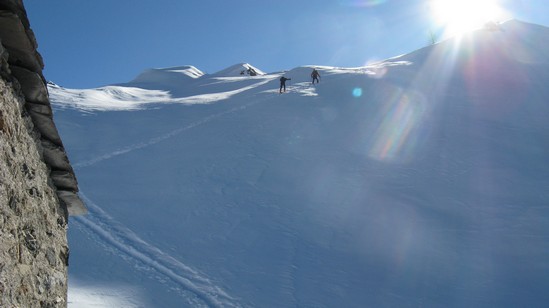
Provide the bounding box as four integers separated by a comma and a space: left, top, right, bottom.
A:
68, 281, 143, 308
49, 76, 277, 111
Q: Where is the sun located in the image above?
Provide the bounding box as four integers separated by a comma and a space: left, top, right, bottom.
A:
430, 0, 504, 36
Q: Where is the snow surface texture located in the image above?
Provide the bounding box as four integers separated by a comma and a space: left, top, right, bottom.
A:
50, 21, 549, 307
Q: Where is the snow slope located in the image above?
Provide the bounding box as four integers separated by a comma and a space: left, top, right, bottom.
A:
49, 20, 549, 307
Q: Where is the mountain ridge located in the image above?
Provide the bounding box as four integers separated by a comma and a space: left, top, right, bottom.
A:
49, 20, 549, 112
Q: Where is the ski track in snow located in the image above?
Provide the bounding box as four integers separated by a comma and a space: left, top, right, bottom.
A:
74, 192, 244, 308
69, 76, 320, 306
70, 82, 280, 307
73, 80, 275, 170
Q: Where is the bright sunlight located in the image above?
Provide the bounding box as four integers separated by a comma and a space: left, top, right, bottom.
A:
431, 0, 505, 36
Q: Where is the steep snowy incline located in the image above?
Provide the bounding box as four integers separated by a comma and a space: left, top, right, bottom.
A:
50, 20, 549, 307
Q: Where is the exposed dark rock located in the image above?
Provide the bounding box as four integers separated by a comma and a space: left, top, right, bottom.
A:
50, 170, 78, 191
22, 227, 38, 257
41, 139, 72, 171
25, 103, 63, 145
57, 190, 85, 216
45, 248, 56, 267
21, 162, 35, 180
10, 65, 48, 104
56, 216, 66, 228
27, 187, 40, 198
59, 247, 69, 267
0, 110, 4, 132
8, 194, 17, 212
0, 10, 42, 72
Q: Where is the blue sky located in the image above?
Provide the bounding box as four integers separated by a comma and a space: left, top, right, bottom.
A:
25, 0, 549, 88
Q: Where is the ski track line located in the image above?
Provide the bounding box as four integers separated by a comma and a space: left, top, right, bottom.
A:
73, 79, 275, 170
74, 192, 244, 308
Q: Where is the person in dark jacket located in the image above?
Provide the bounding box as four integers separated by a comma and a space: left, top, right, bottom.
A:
279, 76, 291, 93
311, 68, 320, 84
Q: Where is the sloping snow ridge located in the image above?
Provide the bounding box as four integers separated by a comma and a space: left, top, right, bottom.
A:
213, 63, 266, 77
49, 83, 174, 111
132, 65, 204, 81
49, 64, 277, 111
51, 20, 549, 307
128, 65, 204, 88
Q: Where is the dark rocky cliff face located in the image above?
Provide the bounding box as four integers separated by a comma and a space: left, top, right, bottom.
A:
1, 0, 85, 306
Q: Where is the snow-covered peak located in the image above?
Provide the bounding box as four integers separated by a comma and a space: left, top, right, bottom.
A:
391, 19, 549, 67
129, 65, 204, 87
213, 63, 266, 77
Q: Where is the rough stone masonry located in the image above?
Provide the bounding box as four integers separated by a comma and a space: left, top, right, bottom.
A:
1, 0, 86, 306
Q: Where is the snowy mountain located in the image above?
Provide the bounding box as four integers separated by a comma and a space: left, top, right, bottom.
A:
213, 63, 266, 77
129, 65, 205, 87
49, 20, 549, 307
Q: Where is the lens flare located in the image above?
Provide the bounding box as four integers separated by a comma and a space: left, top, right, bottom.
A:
430, 0, 506, 36
462, 42, 526, 119
368, 88, 428, 162
353, 87, 363, 97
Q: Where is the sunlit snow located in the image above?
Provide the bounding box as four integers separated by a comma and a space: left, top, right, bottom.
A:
50, 21, 549, 307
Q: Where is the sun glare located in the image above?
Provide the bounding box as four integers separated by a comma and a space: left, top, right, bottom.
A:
431, 0, 504, 36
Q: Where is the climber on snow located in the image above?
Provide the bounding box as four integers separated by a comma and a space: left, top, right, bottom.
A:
311, 68, 320, 84
279, 76, 291, 93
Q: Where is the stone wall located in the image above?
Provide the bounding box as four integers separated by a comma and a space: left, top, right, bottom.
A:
0, 0, 85, 307
1, 61, 68, 307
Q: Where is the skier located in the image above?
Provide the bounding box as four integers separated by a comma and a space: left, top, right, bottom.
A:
311, 68, 320, 84
279, 76, 291, 93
